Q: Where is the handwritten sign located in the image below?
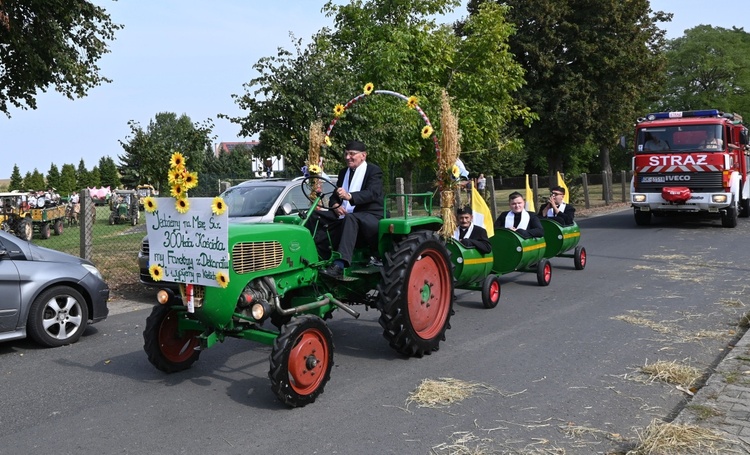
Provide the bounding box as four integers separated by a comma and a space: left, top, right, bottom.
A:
145, 198, 229, 287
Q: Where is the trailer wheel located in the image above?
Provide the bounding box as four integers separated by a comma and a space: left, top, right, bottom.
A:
536, 258, 552, 286
18, 217, 32, 241
481, 275, 502, 309
269, 315, 333, 408
574, 245, 587, 270
740, 197, 750, 218
634, 210, 651, 226
143, 305, 201, 373
378, 231, 454, 357
53, 219, 63, 235
40, 222, 51, 239
721, 200, 738, 228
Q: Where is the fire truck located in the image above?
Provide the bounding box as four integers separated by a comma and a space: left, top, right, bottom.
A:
630, 109, 750, 227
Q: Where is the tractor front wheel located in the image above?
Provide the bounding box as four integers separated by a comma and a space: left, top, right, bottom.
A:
143, 305, 201, 373
18, 217, 32, 241
378, 231, 454, 357
269, 315, 334, 408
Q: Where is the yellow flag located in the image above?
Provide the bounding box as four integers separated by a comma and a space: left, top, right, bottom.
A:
471, 185, 494, 238
525, 174, 535, 212
556, 171, 570, 204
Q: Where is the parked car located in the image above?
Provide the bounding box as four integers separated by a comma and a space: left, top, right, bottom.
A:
0, 229, 109, 347
138, 178, 327, 286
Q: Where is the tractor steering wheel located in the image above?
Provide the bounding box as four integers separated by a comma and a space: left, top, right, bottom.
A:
299, 175, 342, 211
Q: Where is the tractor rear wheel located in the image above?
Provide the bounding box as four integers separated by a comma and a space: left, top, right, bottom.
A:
377, 231, 454, 357
143, 305, 201, 373
269, 315, 334, 408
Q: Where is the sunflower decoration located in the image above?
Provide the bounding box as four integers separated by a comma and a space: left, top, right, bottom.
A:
170, 183, 186, 199
175, 197, 190, 214
216, 271, 229, 288
308, 164, 322, 175
363, 82, 374, 95
211, 196, 227, 216
168, 167, 186, 185
407, 95, 419, 109
333, 104, 346, 118
421, 125, 434, 140
324, 135, 332, 147
149, 264, 164, 282
143, 196, 157, 213
170, 152, 186, 169
183, 171, 198, 190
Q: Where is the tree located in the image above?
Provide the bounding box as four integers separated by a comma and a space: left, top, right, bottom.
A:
0, 1, 122, 115
98, 156, 121, 189
654, 26, 750, 115
59, 164, 78, 196
46, 164, 61, 191
471, 0, 670, 180
23, 169, 45, 190
8, 164, 22, 191
118, 112, 214, 192
77, 159, 93, 189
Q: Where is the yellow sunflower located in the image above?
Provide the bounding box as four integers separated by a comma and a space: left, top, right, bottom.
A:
216, 271, 229, 288
452, 164, 460, 179
170, 183, 185, 199
211, 196, 226, 215
168, 167, 185, 185
333, 104, 345, 117
308, 164, 321, 175
407, 95, 419, 109
170, 152, 186, 169
363, 82, 374, 95
421, 125, 434, 139
183, 171, 199, 189
143, 196, 157, 213
175, 198, 190, 214
149, 264, 164, 282
324, 135, 331, 147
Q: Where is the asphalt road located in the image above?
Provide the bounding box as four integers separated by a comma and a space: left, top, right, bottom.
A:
1, 208, 748, 455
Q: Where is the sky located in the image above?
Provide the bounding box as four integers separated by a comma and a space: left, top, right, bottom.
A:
2, 0, 749, 179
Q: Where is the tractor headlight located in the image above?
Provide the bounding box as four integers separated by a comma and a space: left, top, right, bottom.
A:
712, 194, 728, 203
251, 301, 272, 322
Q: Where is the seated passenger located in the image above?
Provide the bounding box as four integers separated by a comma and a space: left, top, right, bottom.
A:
702, 129, 723, 149
644, 132, 669, 151
305, 140, 384, 278
494, 191, 544, 239
538, 185, 575, 225
453, 206, 491, 254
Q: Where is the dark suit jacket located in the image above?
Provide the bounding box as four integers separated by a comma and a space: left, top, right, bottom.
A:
494, 210, 544, 239
458, 224, 492, 254
538, 203, 576, 226
332, 162, 384, 218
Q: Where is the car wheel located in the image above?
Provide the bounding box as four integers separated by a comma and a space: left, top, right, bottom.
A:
27, 286, 89, 347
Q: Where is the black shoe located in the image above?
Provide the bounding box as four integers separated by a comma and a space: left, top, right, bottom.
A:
321, 264, 344, 278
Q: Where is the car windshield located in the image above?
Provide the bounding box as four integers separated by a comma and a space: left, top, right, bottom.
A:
222, 186, 285, 217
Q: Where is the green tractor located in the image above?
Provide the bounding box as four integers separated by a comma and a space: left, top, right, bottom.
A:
108, 189, 139, 226
143, 177, 456, 407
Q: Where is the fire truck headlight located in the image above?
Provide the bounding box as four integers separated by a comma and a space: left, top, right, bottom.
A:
712, 195, 728, 203
251, 301, 272, 322
633, 194, 647, 202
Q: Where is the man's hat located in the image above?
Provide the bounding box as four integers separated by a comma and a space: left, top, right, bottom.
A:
345, 140, 366, 152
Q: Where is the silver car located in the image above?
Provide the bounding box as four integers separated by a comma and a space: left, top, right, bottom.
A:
138, 178, 324, 286
0, 229, 110, 347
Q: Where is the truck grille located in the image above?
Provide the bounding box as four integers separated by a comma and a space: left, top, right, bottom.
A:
232, 241, 284, 274
635, 172, 723, 191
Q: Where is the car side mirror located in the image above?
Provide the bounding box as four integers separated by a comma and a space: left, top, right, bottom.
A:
278, 203, 293, 216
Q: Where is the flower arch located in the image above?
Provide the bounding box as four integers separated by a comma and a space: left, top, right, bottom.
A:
323, 84, 440, 161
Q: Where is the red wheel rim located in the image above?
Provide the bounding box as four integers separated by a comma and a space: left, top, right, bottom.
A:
287, 328, 330, 395
544, 263, 552, 284
158, 310, 200, 363
580, 250, 587, 267
406, 248, 451, 340
489, 280, 500, 304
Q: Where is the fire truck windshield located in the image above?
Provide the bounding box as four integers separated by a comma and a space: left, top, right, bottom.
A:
637, 125, 723, 153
